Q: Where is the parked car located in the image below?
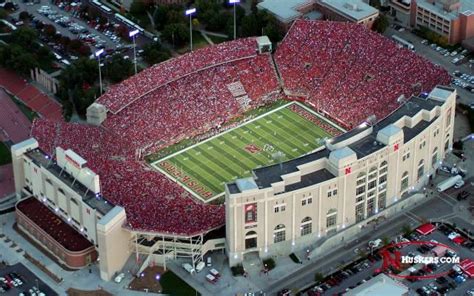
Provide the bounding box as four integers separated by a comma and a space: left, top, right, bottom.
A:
457, 190, 470, 200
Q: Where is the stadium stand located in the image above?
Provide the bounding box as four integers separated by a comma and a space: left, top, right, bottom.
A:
274, 20, 451, 129
31, 20, 450, 236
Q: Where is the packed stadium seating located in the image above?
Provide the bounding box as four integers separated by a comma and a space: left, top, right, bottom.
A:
31, 20, 451, 235
17, 197, 93, 251
275, 20, 451, 129
97, 38, 259, 113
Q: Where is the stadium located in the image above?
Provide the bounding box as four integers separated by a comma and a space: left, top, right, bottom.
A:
10, 20, 454, 280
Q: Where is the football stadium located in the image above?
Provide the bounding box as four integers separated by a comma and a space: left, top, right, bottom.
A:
10, 20, 455, 280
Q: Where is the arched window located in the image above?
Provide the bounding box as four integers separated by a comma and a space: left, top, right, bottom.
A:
273, 224, 286, 243
432, 147, 438, 165
380, 161, 388, 167
379, 160, 388, 175
417, 159, 425, 179
401, 171, 409, 191
368, 167, 377, 180
245, 231, 257, 238
326, 209, 337, 228
356, 172, 366, 186
301, 217, 312, 236
245, 231, 258, 249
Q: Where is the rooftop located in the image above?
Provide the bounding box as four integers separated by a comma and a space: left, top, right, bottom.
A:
25, 149, 114, 215
417, 0, 474, 21
320, 0, 379, 21
257, 0, 314, 23
346, 273, 408, 295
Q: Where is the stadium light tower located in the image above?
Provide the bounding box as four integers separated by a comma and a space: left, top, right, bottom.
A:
95, 49, 104, 95
229, 0, 240, 40
129, 29, 139, 75
185, 8, 196, 51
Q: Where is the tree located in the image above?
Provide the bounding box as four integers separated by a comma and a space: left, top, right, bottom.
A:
162, 23, 189, 47
402, 224, 412, 237
241, 14, 259, 37
0, 8, 8, 20
381, 236, 391, 246
314, 272, 325, 283
372, 14, 389, 34
142, 43, 170, 65
105, 54, 134, 83
19, 11, 31, 22
11, 27, 37, 48
369, 0, 382, 9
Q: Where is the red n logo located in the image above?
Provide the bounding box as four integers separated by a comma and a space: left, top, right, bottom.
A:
394, 143, 399, 151
345, 167, 351, 175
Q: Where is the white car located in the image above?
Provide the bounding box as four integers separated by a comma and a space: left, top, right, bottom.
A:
182, 263, 195, 274
114, 273, 125, 283
448, 232, 460, 240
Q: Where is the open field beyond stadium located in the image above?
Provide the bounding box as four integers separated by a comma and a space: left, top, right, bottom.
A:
152, 102, 342, 202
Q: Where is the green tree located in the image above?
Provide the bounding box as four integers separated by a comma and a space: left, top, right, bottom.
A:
372, 14, 389, 33
369, 0, 382, 9
19, 11, 31, 22
0, 8, 8, 20
314, 272, 325, 283
11, 27, 37, 48
241, 14, 259, 37
162, 23, 189, 47
142, 43, 170, 65
105, 54, 134, 83
402, 224, 412, 237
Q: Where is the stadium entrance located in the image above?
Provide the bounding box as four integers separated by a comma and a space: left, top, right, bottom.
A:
245, 231, 258, 249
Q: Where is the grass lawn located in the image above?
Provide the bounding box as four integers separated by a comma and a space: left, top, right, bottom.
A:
160, 271, 199, 296
0, 142, 12, 165
153, 102, 340, 201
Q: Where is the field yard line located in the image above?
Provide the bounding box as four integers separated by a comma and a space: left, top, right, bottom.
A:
150, 163, 223, 203
151, 102, 294, 165
294, 102, 346, 132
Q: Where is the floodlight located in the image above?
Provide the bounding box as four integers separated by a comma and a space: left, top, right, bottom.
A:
129, 29, 139, 38
95, 49, 104, 57
229, 0, 240, 3
185, 8, 196, 15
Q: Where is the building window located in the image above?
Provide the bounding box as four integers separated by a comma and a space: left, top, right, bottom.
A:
327, 191, 332, 198
417, 159, 425, 179
301, 217, 312, 236
402, 152, 410, 161
432, 148, 438, 165
379, 174, 387, 184
327, 189, 337, 198
445, 137, 450, 151
378, 191, 387, 210
274, 204, 286, 213
379, 161, 388, 174
368, 180, 376, 190
356, 186, 365, 195
273, 224, 286, 243
356, 195, 364, 202
356, 173, 366, 186
355, 203, 365, 223
326, 209, 337, 228
419, 140, 426, 149
368, 167, 377, 180
302, 196, 312, 206
367, 198, 375, 217
401, 171, 409, 191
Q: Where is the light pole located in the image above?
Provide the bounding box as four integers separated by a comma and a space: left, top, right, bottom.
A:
129, 29, 139, 75
230, 0, 240, 40
95, 49, 104, 95
185, 8, 196, 51
35, 279, 39, 291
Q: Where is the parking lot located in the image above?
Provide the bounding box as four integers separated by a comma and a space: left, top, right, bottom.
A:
13, 0, 122, 56
305, 223, 474, 296
0, 263, 57, 296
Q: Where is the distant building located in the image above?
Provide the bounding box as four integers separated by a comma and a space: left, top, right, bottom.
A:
257, 0, 322, 30
389, 0, 474, 44
316, 0, 380, 28
345, 273, 409, 295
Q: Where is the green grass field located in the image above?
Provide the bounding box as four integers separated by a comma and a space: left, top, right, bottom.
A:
153, 103, 339, 201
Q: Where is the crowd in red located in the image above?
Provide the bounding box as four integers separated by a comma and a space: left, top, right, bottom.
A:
17, 197, 93, 251
104, 54, 280, 152
275, 20, 451, 129
97, 38, 259, 114
32, 20, 451, 235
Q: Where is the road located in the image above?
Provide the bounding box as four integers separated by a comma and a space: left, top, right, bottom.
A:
266, 186, 473, 295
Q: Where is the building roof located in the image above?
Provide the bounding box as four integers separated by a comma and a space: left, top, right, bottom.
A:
416, 223, 436, 235
257, 0, 314, 23
346, 273, 408, 295
284, 169, 335, 192
416, 0, 474, 21
320, 0, 379, 21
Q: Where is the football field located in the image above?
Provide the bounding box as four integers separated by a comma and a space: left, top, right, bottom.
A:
152, 102, 341, 201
